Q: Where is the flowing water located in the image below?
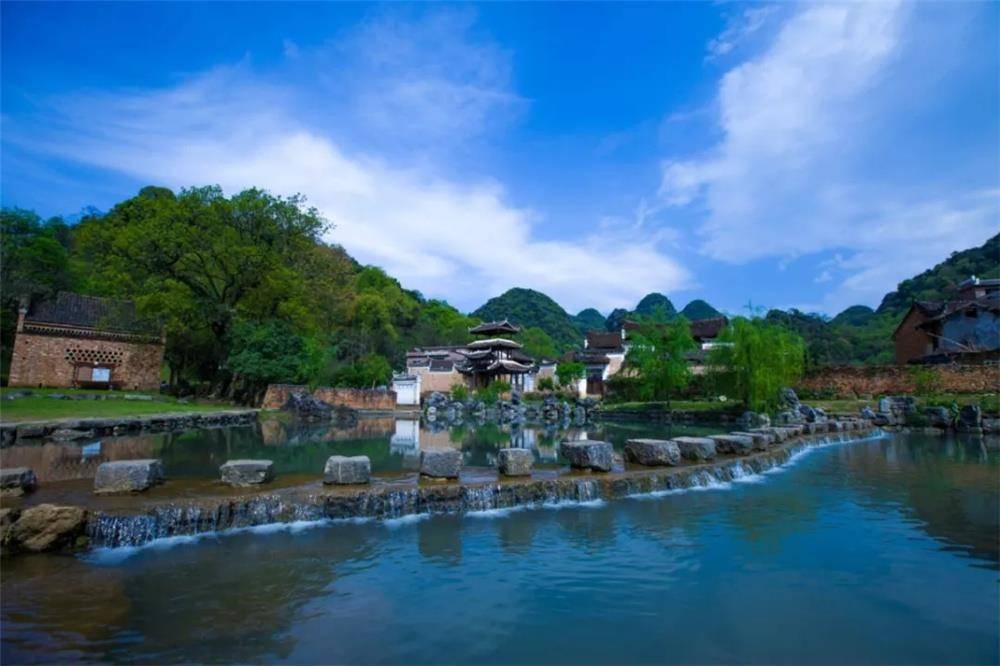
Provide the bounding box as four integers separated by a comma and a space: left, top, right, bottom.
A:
1, 430, 997, 664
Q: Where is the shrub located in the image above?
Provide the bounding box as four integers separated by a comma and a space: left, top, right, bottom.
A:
450, 384, 469, 402
537, 377, 555, 392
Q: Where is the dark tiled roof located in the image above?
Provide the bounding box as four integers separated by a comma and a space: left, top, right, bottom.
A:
469, 319, 521, 335
690, 316, 728, 340
429, 359, 455, 372
25, 292, 156, 334
586, 331, 623, 350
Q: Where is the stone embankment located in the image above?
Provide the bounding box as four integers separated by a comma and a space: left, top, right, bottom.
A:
1, 417, 879, 556
0, 410, 258, 448
423, 391, 594, 426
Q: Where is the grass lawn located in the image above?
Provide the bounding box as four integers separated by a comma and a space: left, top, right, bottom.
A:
0, 387, 242, 423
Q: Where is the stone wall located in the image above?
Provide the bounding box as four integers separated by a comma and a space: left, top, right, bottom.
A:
796, 364, 997, 398
8, 332, 164, 392
260, 384, 396, 411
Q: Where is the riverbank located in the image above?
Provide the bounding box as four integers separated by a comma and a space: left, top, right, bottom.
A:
1, 418, 878, 555
0, 388, 240, 423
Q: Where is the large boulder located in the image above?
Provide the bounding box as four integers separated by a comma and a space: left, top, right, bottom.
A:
283, 392, 333, 421
780, 387, 800, 408
220, 459, 275, 487
324, 455, 371, 485
420, 449, 462, 479
93, 459, 164, 494
740, 411, 771, 429
498, 448, 533, 476
670, 436, 717, 462
0, 467, 37, 496
709, 434, 754, 455
561, 440, 614, 472
957, 405, 982, 433
731, 431, 771, 451
9, 504, 88, 553
624, 439, 681, 467
924, 407, 951, 428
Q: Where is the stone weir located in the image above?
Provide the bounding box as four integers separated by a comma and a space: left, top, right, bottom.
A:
82, 424, 881, 551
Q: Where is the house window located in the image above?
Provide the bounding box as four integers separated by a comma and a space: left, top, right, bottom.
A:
92, 367, 112, 382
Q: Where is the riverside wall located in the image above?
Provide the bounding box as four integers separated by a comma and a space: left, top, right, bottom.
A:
795, 364, 997, 398
260, 384, 396, 411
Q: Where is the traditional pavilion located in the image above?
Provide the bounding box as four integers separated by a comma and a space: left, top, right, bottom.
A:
457, 320, 534, 389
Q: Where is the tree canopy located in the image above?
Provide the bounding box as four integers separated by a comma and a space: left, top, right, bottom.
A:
622, 319, 696, 406
708, 317, 805, 412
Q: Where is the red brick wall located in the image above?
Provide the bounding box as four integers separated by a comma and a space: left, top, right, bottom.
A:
261, 384, 397, 410
893, 308, 934, 364
796, 364, 998, 397
8, 332, 164, 391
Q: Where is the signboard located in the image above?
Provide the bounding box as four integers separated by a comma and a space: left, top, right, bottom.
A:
92, 367, 111, 382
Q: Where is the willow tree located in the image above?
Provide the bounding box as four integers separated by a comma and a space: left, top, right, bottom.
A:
623, 319, 697, 408
707, 317, 805, 412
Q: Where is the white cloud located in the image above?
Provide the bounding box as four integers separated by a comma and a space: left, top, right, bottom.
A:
661, 2, 999, 312
11, 12, 689, 313
706, 6, 778, 60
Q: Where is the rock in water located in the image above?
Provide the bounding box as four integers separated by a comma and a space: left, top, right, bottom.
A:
740, 411, 771, 429
420, 449, 462, 479
560, 441, 614, 472
324, 456, 371, 485
957, 405, 982, 433
93, 459, 164, 493
220, 459, 275, 486
671, 436, 717, 461
709, 434, 755, 455
731, 431, 771, 451
9, 504, 87, 553
283, 392, 333, 421
624, 439, 681, 467
498, 448, 533, 476
0, 467, 37, 495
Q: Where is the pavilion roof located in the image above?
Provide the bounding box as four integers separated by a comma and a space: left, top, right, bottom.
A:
466, 338, 523, 350
469, 319, 521, 335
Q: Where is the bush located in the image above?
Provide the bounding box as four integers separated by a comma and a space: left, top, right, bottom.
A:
450, 384, 469, 402
908, 366, 941, 397
537, 377, 555, 392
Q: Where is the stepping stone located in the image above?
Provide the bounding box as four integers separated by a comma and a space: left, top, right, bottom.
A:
0, 467, 38, 495
624, 439, 681, 467
420, 448, 462, 479
560, 440, 614, 472
750, 427, 787, 443
709, 434, 755, 455
731, 431, 771, 451
94, 459, 164, 494
671, 436, 717, 461
498, 448, 533, 476
220, 459, 275, 487
324, 456, 371, 485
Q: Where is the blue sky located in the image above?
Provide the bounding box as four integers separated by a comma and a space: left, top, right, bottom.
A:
2, 2, 997, 317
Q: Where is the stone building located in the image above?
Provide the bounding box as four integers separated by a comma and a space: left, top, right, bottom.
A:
8, 292, 164, 391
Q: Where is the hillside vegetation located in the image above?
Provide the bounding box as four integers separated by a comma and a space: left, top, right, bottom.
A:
471, 287, 582, 350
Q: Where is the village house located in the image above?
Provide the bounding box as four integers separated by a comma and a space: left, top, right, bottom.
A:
892, 277, 1000, 365
577, 315, 730, 396
392, 320, 555, 405
8, 292, 165, 391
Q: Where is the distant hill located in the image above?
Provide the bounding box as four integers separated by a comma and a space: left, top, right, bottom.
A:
633, 293, 677, 321
830, 305, 875, 327
573, 308, 605, 334
472, 288, 581, 350
877, 233, 999, 315
680, 299, 721, 321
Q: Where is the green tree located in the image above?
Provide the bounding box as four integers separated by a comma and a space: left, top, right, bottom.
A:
708, 317, 805, 412
556, 361, 585, 389
623, 319, 696, 407
519, 326, 558, 360
328, 353, 392, 388
225, 319, 322, 400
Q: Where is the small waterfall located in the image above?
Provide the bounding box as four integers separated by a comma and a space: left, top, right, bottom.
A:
463, 485, 500, 512
574, 479, 599, 502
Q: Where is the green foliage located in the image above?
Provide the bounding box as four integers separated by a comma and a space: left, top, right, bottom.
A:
225, 319, 322, 393
907, 366, 941, 397
878, 233, 999, 315
472, 287, 580, 350
476, 380, 511, 405
572, 308, 606, 334
519, 326, 558, 360
708, 317, 805, 412
622, 319, 696, 405
632, 293, 677, 322
680, 299, 721, 321
450, 383, 469, 402
556, 361, 585, 387
764, 308, 895, 366
328, 353, 392, 388
537, 376, 556, 392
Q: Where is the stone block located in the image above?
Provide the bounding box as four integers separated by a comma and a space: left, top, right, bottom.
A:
560, 440, 614, 472
709, 434, 755, 455
730, 431, 770, 451
9, 504, 87, 553
624, 439, 681, 467
220, 459, 275, 486
420, 449, 462, 479
50, 428, 94, 441
324, 456, 371, 485
0, 467, 37, 495
498, 448, 533, 476
94, 459, 164, 493
671, 436, 717, 461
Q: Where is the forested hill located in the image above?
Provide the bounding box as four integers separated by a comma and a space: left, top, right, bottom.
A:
471, 288, 582, 350
680, 299, 722, 321
877, 232, 999, 315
